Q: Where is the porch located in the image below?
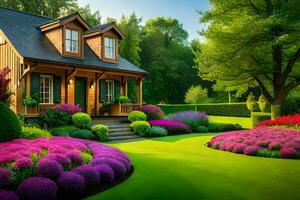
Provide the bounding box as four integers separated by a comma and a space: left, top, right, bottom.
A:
19, 61, 145, 117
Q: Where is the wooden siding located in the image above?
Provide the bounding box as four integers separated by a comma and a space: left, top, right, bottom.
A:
45, 27, 63, 54
85, 35, 102, 59
0, 30, 23, 113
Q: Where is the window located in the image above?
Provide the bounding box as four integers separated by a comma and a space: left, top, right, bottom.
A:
65, 29, 79, 53
104, 37, 115, 59
106, 80, 114, 103
40, 75, 53, 104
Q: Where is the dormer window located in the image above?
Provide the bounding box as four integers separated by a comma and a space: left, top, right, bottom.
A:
65, 29, 79, 53
104, 37, 115, 59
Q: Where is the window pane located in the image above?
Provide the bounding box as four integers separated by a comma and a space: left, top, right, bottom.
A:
66, 40, 71, 52
66, 29, 71, 40
72, 30, 78, 41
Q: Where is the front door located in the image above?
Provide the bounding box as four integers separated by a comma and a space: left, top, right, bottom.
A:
75, 77, 87, 112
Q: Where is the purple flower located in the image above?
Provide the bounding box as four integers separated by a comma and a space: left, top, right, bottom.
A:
54, 103, 81, 115
148, 119, 192, 135
17, 177, 57, 200
37, 159, 63, 179
243, 146, 261, 155
56, 172, 85, 198
0, 189, 19, 200
280, 147, 297, 158
140, 105, 164, 120
66, 151, 84, 165
14, 158, 33, 169
0, 168, 12, 187
93, 164, 115, 184
72, 165, 100, 186
167, 111, 208, 131
91, 158, 127, 179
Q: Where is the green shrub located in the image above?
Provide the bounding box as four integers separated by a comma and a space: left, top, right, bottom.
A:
196, 126, 208, 133
21, 126, 52, 139
37, 109, 70, 128
130, 121, 150, 137
251, 112, 271, 126
147, 126, 168, 137
207, 123, 242, 132
128, 111, 147, 122
72, 112, 91, 129
80, 151, 93, 164
92, 124, 109, 142
158, 103, 270, 117
256, 149, 272, 157
115, 95, 131, 104
69, 129, 96, 140
207, 123, 222, 132
281, 96, 300, 115
51, 125, 79, 136
0, 102, 22, 141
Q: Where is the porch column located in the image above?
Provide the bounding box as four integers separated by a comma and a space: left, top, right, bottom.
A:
136, 78, 143, 106
121, 76, 128, 96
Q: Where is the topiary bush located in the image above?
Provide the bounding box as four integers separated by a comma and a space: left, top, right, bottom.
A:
196, 126, 208, 133
72, 165, 100, 186
37, 109, 70, 128
69, 129, 96, 140
21, 126, 52, 139
130, 121, 150, 136
128, 111, 147, 122
37, 159, 63, 179
72, 113, 91, 129
0, 102, 22, 142
140, 105, 164, 120
207, 123, 242, 132
56, 172, 85, 199
147, 126, 168, 137
92, 124, 109, 142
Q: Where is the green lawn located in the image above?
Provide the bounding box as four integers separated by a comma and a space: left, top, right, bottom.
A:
87, 134, 300, 200
208, 115, 252, 129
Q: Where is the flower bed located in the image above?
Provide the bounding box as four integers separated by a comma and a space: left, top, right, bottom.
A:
0, 137, 132, 200
208, 128, 300, 159
256, 114, 300, 127
148, 119, 192, 135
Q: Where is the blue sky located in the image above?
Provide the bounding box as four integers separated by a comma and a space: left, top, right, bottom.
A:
78, 0, 210, 41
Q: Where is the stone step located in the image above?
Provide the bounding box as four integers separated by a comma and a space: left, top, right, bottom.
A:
108, 124, 131, 129
109, 128, 132, 133
109, 135, 140, 141
109, 131, 135, 137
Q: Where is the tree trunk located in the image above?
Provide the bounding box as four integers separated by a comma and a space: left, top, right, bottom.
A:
271, 104, 281, 119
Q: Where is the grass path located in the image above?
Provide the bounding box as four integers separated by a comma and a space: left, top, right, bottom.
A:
87, 133, 300, 200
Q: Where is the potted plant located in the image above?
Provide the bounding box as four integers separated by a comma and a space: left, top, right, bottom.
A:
115, 95, 131, 104
101, 102, 111, 116
23, 93, 40, 115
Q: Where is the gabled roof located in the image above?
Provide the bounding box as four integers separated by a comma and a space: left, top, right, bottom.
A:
39, 12, 91, 31
85, 22, 125, 39
0, 7, 146, 74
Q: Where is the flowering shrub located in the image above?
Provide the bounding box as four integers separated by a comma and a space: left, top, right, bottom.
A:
166, 111, 208, 131
209, 128, 300, 159
0, 137, 132, 199
148, 119, 192, 135
0, 189, 18, 200
37, 109, 70, 128
140, 105, 164, 120
54, 104, 81, 115
256, 114, 300, 127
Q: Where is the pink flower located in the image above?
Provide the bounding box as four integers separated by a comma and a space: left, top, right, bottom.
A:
14, 157, 33, 169
280, 147, 297, 158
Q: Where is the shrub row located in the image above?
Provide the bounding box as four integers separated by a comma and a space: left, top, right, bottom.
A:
158, 103, 271, 117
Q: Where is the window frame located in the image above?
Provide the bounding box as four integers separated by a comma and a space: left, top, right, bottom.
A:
104, 37, 116, 60
65, 29, 79, 53
105, 80, 115, 103
40, 74, 54, 104
0, 35, 5, 45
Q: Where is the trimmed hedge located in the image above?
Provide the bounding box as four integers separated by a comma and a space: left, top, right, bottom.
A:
158, 103, 271, 117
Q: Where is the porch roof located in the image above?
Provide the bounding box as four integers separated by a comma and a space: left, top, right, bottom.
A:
0, 7, 146, 75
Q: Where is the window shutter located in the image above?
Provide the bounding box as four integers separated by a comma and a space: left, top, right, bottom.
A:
53, 76, 61, 104
114, 80, 120, 98
100, 80, 106, 102
30, 72, 40, 96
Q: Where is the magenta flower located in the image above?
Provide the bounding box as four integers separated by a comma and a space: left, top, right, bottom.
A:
148, 119, 192, 135
14, 157, 33, 169
0, 168, 12, 187
140, 105, 164, 120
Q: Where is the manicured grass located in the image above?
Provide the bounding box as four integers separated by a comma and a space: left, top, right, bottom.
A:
87, 133, 300, 200
208, 115, 252, 129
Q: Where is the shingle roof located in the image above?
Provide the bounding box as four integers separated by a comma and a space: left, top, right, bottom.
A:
0, 7, 146, 74
85, 23, 114, 34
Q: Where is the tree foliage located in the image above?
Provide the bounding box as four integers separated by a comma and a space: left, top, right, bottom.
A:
185, 85, 208, 104
66, 4, 101, 26
196, 0, 300, 108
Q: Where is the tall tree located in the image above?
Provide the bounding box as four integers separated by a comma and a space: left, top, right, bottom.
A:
66, 4, 101, 26
0, 0, 76, 18
197, 0, 300, 117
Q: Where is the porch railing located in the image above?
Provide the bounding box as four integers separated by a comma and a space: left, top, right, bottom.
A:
110, 104, 142, 116
25, 104, 55, 117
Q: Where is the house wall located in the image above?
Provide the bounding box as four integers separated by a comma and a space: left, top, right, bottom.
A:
0, 30, 24, 113
45, 27, 63, 54
86, 35, 102, 59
